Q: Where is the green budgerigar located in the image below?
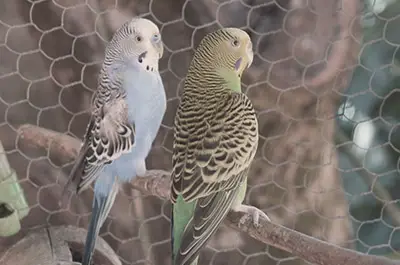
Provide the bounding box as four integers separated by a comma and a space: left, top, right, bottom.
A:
171, 28, 271, 265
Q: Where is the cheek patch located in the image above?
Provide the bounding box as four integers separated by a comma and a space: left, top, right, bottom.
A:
235, 58, 242, 71
138, 51, 147, 63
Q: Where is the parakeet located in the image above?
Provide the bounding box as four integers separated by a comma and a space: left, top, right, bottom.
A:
62, 17, 166, 265
170, 28, 270, 265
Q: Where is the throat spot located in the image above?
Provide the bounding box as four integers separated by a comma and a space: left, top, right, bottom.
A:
142, 60, 155, 72
145, 65, 155, 72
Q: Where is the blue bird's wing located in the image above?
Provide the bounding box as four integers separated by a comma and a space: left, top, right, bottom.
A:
63, 89, 135, 196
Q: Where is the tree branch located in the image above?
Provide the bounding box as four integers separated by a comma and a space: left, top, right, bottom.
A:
16, 124, 399, 265
306, 0, 359, 88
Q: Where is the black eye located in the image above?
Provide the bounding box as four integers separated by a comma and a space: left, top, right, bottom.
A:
232, 39, 239, 47
136, 36, 142, 42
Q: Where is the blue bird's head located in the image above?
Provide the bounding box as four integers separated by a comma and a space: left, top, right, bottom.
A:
105, 17, 164, 73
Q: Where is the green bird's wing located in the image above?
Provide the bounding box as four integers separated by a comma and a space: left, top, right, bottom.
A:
171, 92, 258, 265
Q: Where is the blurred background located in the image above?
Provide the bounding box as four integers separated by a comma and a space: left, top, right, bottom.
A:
1, 0, 400, 264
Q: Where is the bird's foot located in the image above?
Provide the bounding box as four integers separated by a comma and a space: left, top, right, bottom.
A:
232, 204, 270, 228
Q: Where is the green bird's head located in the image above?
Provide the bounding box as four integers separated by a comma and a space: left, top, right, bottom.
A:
189, 28, 254, 79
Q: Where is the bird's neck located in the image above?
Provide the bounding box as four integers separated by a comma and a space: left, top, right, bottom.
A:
182, 68, 242, 105
216, 68, 241, 93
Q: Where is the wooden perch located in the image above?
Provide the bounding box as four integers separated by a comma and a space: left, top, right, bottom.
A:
0, 225, 121, 265
16, 124, 400, 265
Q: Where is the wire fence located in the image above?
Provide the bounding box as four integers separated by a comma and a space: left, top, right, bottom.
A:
2, 0, 400, 264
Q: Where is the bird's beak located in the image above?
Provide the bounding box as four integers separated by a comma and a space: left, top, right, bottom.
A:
246, 41, 253, 69
155, 40, 164, 59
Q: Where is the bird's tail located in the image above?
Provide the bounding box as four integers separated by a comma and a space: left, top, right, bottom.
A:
59, 140, 92, 209
60, 117, 96, 207
81, 176, 118, 265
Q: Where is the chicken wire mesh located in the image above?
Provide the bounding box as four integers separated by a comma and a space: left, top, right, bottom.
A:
1, 0, 400, 264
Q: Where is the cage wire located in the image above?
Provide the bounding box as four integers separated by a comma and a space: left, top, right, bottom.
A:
1, 0, 400, 264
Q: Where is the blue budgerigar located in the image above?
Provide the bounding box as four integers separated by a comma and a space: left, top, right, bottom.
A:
62, 17, 166, 265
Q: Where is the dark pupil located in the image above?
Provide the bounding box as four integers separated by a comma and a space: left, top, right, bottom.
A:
234, 40, 238, 46
137, 36, 142, 41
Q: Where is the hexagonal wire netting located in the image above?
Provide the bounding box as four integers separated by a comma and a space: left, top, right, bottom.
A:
2, 0, 400, 264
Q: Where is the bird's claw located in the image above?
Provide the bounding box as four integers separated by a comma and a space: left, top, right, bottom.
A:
233, 205, 270, 228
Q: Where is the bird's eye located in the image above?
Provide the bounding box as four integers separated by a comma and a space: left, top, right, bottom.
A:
231, 39, 240, 47
136, 36, 142, 42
